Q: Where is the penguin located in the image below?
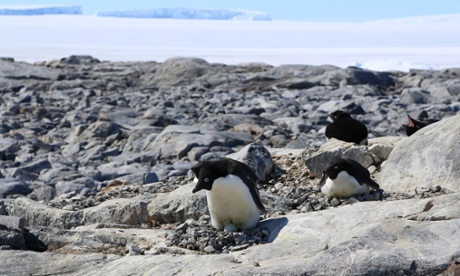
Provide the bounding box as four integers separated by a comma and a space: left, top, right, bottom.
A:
320, 158, 380, 198
402, 114, 438, 136
325, 110, 368, 145
191, 157, 266, 232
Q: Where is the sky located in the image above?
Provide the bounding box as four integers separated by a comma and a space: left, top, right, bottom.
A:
2, 0, 460, 21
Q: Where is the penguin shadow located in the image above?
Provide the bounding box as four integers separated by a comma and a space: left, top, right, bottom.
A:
256, 216, 289, 243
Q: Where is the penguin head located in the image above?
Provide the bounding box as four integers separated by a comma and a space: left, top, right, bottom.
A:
402, 115, 424, 136
328, 110, 352, 122
322, 158, 348, 180
191, 160, 227, 193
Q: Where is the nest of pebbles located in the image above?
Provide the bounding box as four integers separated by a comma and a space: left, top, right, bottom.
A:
166, 216, 270, 254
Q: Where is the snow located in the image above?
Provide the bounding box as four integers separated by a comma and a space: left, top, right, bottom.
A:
0, 13, 459, 72
96, 8, 271, 21
0, 5, 81, 15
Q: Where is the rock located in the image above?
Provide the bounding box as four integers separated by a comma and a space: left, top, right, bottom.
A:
0, 215, 25, 249
380, 115, 460, 193
83, 197, 153, 227
0, 59, 63, 81
400, 88, 430, 104
147, 183, 208, 224
227, 142, 274, 182
11, 158, 52, 181
9, 197, 83, 229
60, 55, 100, 65
55, 178, 96, 195
347, 66, 395, 88
303, 139, 376, 178
26, 182, 56, 201
144, 57, 210, 87
144, 125, 253, 161
0, 179, 32, 197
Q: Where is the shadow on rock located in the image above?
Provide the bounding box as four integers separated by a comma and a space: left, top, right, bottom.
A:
258, 216, 289, 243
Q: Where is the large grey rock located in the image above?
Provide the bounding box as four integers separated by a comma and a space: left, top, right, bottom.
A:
0, 60, 62, 81
11, 158, 52, 181
144, 125, 253, 161
380, 115, 460, 193
0, 179, 32, 197
227, 142, 274, 182
147, 183, 208, 223
0, 137, 18, 161
83, 197, 153, 227
400, 88, 431, 104
9, 195, 156, 229
304, 139, 381, 178
9, 197, 83, 229
0, 215, 25, 249
145, 57, 211, 87
55, 178, 96, 195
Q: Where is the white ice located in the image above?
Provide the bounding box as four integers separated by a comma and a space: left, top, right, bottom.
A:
0, 13, 459, 72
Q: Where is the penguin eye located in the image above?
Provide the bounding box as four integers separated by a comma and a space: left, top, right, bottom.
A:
334, 166, 338, 170
204, 178, 209, 182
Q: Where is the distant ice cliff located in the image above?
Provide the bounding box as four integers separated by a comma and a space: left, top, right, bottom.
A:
0, 5, 82, 15
96, 8, 271, 21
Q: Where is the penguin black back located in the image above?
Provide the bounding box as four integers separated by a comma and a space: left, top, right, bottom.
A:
325, 110, 368, 145
320, 158, 380, 190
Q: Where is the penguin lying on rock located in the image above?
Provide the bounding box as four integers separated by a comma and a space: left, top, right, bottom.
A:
325, 110, 368, 145
320, 158, 380, 198
192, 157, 266, 232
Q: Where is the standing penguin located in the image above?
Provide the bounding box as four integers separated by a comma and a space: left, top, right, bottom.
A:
320, 158, 380, 198
402, 114, 438, 136
325, 110, 368, 145
191, 157, 266, 232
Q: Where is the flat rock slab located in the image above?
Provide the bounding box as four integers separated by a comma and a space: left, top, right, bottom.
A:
2, 193, 459, 275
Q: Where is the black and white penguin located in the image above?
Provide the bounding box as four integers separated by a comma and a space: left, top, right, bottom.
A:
325, 110, 368, 145
191, 157, 266, 232
402, 114, 438, 136
320, 158, 380, 198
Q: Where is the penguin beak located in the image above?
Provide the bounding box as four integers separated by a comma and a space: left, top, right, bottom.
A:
406, 115, 415, 127
192, 180, 205, 194
192, 183, 201, 193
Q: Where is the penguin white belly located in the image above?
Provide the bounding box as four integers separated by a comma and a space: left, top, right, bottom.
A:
206, 174, 260, 231
321, 171, 369, 198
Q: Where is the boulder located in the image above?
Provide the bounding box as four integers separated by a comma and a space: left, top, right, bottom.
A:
0, 179, 32, 197
227, 142, 274, 182
8, 197, 83, 229
380, 115, 460, 193
303, 138, 388, 178
147, 183, 208, 223
0, 215, 25, 249
144, 125, 253, 161
145, 57, 210, 87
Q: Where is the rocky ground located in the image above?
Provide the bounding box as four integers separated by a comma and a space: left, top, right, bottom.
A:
1, 55, 460, 275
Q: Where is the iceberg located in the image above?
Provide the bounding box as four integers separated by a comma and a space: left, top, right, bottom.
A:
96, 8, 271, 21
0, 5, 82, 15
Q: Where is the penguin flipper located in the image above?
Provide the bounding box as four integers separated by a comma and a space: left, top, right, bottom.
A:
226, 158, 266, 213
319, 172, 328, 187
365, 178, 380, 190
